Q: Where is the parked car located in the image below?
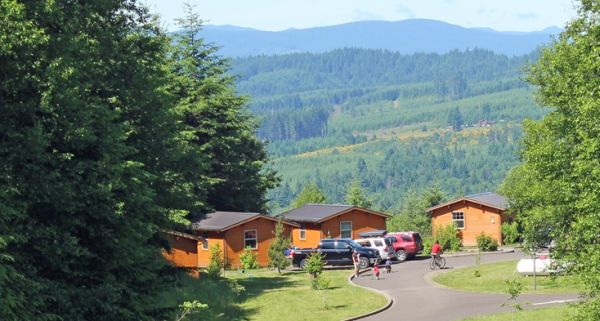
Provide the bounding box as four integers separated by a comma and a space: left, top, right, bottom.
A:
291, 239, 380, 270
386, 232, 424, 262
354, 237, 395, 260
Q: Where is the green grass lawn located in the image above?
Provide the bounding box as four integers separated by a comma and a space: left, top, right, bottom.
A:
160, 268, 387, 321
461, 305, 574, 321
433, 260, 582, 294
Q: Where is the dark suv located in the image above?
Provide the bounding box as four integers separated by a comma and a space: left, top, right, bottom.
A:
386, 232, 423, 262
291, 239, 380, 270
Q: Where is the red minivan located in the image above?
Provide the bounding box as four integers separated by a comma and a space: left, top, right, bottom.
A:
386, 232, 424, 262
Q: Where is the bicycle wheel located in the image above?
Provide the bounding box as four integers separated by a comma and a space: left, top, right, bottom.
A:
429, 259, 437, 270
439, 257, 446, 269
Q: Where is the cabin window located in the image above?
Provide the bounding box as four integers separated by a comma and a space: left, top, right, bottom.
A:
244, 229, 258, 249
299, 223, 306, 240
452, 212, 465, 229
202, 232, 208, 250
340, 221, 352, 238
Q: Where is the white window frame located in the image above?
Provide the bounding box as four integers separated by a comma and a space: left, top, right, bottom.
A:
244, 229, 258, 249
340, 221, 352, 239
202, 232, 209, 250
452, 212, 465, 230
299, 223, 306, 240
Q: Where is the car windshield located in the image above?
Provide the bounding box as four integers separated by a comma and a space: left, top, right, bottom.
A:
347, 240, 362, 248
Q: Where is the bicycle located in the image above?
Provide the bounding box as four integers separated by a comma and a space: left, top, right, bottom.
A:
429, 254, 446, 270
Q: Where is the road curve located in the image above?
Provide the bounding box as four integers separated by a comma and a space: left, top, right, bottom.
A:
352, 250, 579, 321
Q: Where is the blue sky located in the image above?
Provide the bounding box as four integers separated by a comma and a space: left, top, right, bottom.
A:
143, 0, 577, 32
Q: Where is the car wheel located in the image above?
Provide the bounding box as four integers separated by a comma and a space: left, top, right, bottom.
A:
358, 257, 369, 269
299, 259, 309, 270
395, 250, 407, 262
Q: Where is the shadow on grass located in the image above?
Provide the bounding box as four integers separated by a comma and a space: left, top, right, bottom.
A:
237, 274, 301, 300
156, 271, 260, 321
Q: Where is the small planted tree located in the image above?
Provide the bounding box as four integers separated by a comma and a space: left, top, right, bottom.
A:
502, 279, 527, 321
268, 220, 291, 274
304, 252, 330, 308
240, 247, 259, 271
304, 251, 326, 279
313, 274, 331, 309
207, 244, 223, 279
474, 251, 482, 278
175, 300, 208, 321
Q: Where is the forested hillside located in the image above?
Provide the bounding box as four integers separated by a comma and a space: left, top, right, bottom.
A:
229, 48, 547, 212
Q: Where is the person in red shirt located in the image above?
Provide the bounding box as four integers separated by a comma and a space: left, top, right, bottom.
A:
431, 240, 442, 259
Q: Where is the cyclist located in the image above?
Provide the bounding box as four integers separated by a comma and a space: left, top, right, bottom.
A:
431, 240, 442, 262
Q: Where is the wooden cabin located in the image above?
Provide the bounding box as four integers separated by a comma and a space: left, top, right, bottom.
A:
427, 192, 510, 246
280, 204, 391, 248
164, 212, 296, 269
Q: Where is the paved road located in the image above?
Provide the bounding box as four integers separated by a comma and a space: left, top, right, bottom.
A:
352, 251, 579, 321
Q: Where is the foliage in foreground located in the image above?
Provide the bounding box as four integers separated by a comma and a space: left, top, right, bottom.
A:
500, 1, 600, 319
0, 1, 278, 320
501, 221, 520, 245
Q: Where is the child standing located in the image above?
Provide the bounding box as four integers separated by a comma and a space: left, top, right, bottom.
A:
384, 258, 392, 273
373, 265, 380, 280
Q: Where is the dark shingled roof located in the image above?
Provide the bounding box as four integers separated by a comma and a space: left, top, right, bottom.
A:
191, 211, 260, 231
466, 192, 508, 210
426, 192, 508, 212
280, 204, 390, 223
280, 204, 353, 223
162, 230, 204, 241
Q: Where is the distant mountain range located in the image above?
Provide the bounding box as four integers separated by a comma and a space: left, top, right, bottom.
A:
200, 19, 560, 57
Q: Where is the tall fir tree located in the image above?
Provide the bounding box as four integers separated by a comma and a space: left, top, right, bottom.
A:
169, 2, 278, 215
0, 1, 180, 320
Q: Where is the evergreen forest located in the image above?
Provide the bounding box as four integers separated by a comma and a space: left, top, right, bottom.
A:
228, 48, 547, 212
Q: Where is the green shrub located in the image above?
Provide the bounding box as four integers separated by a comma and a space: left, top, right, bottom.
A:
304, 251, 325, 278
502, 221, 520, 244
422, 236, 434, 255
207, 244, 223, 279
434, 224, 462, 251
476, 232, 498, 251
240, 247, 259, 270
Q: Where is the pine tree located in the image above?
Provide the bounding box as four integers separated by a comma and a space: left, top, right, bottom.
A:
0, 1, 179, 320
268, 221, 291, 274
292, 183, 327, 208
345, 180, 373, 208
169, 2, 278, 214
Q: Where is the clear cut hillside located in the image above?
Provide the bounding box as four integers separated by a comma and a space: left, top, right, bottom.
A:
229, 48, 547, 212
